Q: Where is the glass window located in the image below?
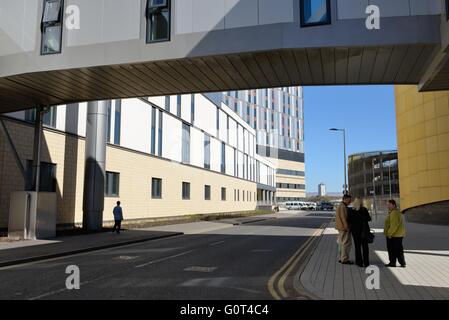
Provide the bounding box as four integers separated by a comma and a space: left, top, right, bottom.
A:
204, 134, 210, 170
114, 100, 122, 145
221, 187, 226, 201
26, 161, 56, 192
165, 96, 170, 111
177, 95, 181, 117
146, 0, 170, 43
191, 94, 195, 124
182, 123, 190, 164
105, 172, 120, 197
41, 25, 62, 54
152, 178, 162, 199
300, 0, 331, 27
158, 110, 163, 156
221, 142, 226, 174
41, 0, 63, 55
25, 107, 57, 128
204, 185, 211, 200
151, 107, 156, 155
43, 0, 62, 23
182, 182, 190, 200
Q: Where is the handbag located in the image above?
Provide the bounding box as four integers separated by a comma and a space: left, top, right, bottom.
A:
361, 224, 375, 244
366, 230, 375, 244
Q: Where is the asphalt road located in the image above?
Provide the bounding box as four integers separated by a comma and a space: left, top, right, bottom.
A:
0, 211, 333, 300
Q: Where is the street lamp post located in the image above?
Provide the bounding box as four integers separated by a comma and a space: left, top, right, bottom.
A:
330, 128, 348, 195
372, 158, 377, 215
388, 160, 392, 199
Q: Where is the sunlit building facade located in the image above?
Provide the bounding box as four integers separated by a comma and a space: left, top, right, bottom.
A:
223, 87, 305, 202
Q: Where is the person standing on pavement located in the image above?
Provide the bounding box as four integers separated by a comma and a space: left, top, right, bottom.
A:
349, 198, 371, 267
112, 201, 124, 234
384, 199, 406, 268
335, 194, 353, 265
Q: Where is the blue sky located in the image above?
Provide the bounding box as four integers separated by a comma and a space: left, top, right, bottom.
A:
303, 85, 397, 194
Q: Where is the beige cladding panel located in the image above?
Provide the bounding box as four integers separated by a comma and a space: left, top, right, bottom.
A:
104, 146, 257, 221
266, 157, 305, 172
276, 175, 305, 185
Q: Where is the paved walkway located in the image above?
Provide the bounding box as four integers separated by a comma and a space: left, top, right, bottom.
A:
300, 213, 449, 300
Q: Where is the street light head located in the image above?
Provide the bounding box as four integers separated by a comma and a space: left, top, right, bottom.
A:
329, 128, 339, 131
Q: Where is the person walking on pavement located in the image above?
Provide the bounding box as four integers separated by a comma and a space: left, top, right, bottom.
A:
384, 199, 406, 268
349, 198, 372, 267
336, 194, 353, 265
112, 201, 124, 234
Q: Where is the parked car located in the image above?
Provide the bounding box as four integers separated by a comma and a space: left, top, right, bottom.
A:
318, 202, 335, 211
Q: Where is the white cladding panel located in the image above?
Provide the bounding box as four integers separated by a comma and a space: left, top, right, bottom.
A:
225, 144, 234, 176
244, 130, 250, 154
228, 118, 237, 148
162, 113, 182, 162
237, 125, 244, 152
56, 105, 66, 131
195, 95, 217, 137
78, 103, 87, 137
224, 0, 259, 29
120, 99, 151, 154
148, 96, 166, 109
174, 0, 294, 35
190, 127, 204, 168
181, 94, 192, 123
66, 0, 141, 47
169, 96, 178, 115
0, 0, 38, 56
259, 0, 294, 27
259, 163, 268, 185
192, 0, 225, 33
337, 0, 442, 20
210, 137, 221, 172
219, 110, 228, 142
238, 151, 244, 179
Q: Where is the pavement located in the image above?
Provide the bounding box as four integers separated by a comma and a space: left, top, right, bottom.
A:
299, 212, 449, 300
0, 211, 330, 300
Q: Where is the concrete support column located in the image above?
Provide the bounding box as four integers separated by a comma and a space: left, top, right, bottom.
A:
31, 106, 44, 192
83, 100, 110, 231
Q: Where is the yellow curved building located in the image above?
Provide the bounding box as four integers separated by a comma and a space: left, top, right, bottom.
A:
395, 86, 449, 224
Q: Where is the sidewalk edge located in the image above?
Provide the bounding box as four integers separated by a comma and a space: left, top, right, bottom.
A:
292, 224, 328, 300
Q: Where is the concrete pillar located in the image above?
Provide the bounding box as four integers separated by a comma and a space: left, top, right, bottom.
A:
31, 107, 44, 192
83, 100, 110, 231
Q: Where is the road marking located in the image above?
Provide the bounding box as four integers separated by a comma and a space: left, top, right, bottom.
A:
135, 249, 195, 268
209, 241, 225, 247
184, 266, 218, 273
278, 226, 324, 298
267, 223, 326, 300
115, 256, 139, 260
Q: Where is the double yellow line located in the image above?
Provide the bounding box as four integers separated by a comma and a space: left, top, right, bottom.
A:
268, 223, 326, 300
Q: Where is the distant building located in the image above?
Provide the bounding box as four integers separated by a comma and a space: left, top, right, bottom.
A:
348, 150, 400, 211
318, 183, 326, 197
223, 87, 305, 203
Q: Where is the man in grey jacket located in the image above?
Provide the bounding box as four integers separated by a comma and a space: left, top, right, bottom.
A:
112, 201, 123, 234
